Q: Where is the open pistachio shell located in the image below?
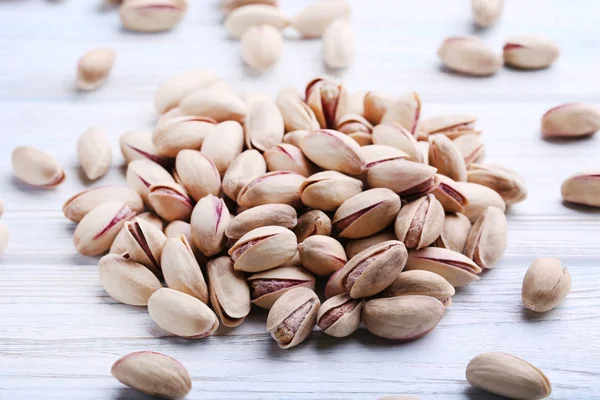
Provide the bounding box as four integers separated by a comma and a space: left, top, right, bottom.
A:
229, 226, 298, 273
207, 256, 251, 327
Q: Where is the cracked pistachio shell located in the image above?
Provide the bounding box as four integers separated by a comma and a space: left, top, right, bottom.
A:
201, 121, 244, 176
148, 288, 219, 338
241, 24, 283, 72
77, 48, 115, 91
73, 201, 138, 256
264, 143, 317, 177
438, 36, 502, 76
63, 186, 143, 223
161, 235, 208, 303
471, 0, 503, 27
333, 189, 401, 239
298, 235, 347, 277
394, 194, 445, 250
283, 130, 309, 147
222, 0, 278, 13
125, 159, 175, 205
110, 212, 163, 256
339, 240, 407, 298
466, 352, 552, 400
454, 134, 485, 165
229, 226, 298, 272
300, 171, 363, 211
0, 224, 9, 256
464, 206, 507, 269
406, 247, 482, 287
336, 113, 373, 146
12, 146, 66, 188
119, 130, 169, 167
77, 128, 112, 181
152, 116, 216, 158
225, 4, 288, 38
190, 194, 230, 257
266, 287, 320, 349
382, 270, 455, 307
98, 253, 162, 306
148, 182, 193, 222
305, 77, 348, 128
361, 145, 409, 170
322, 18, 354, 69
366, 159, 438, 198
244, 96, 284, 151
180, 88, 247, 123
541, 103, 600, 138
317, 293, 363, 337
226, 204, 297, 240
154, 69, 219, 114
324, 268, 345, 299
428, 134, 467, 182
175, 149, 221, 202
522, 257, 571, 313
372, 122, 422, 162
294, 210, 332, 243
345, 231, 398, 259
362, 295, 445, 340
434, 212, 471, 253
364, 91, 394, 125
237, 171, 305, 208
504, 35, 559, 70
120, 0, 188, 32
381, 92, 422, 135
276, 87, 320, 132
222, 150, 267, 201
301, 129, 365, 175
290, 0, 350, 38
561, 170, 600, 207
418, 114, 479, 139
467, 163, 527, 205
207, 256, 251, 327
432, 174, 468, 213
456, 182, 506, 223
124, 217, 167, 276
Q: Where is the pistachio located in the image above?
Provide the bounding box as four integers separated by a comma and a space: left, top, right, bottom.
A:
471, 0, 503, 27
346, 90, 367, 117
120, 0, 188, 33
175, 149, 221, 202
282, 129, 309, 147
504, 35, 560, 70
126, 159, 175, 205
406, 247, 482, 287
294, 210, 332, 242
276, 87, 320, 132
11, 146, 66, 188
98, 253, 162, 306
522, 257, 571, 313
416, 142, 428, 165
324, 268, 345, 299
364, 91, 394, 125
73, 201, 138, 256
148, 287, 219, 338
110, 211, 164, 256
453, 133, 485, 165
76, 48, 115, 91
148, 182, 193, 222
290, 0, 351, 38
298, 235, 347, 277
428, 134, 467, 181
154, 69, 219, 114
317, 293, 363, 337
244, 96, 285, 151
266, 287, 320, 349
362, 295, 445, 340
222, 150, 267, 201
361, 144, 409, 169
322, 18, 354, 69
205, 258, 250, 328
63, 186, 144, 223
418, 114, 479, 140
468, 163, 527, 205
227, 204, 297, 240
381, 92, 421, 135
111, 351, 191, 399
382, 270, 455, 307
377, 397, 420, 400
264, 143, 317, 177
124, 217, 167, 276
466, 352, 552, 399
438, 36, 502, 76
224, 4, 288, 38
456, 182, 506, 223
152, 115, 216, 157
366, 159, 438, 198
345, 231, 398, 259
222, 0, 279, 14
434, 212, 471, 253
237, 171, 305, 208
201, 121, 244, 175
395, 194, 445, 250
241, 24, 283, 72
371, 122, 422, 162
541, 103, 600, 138
161, 235, 209, 303
432, 174, 468, 213
300, 170, 363, 211
0, 224, 9, 256
464, 206, 507, 269
119, 130, 169, 167
77, 127, 112, 181
300, 129, 365, 175
336, 113, 373, 146
0, 199, 3, 219
229, 226, 297, 272
333, 189, 401, 239
190, 194, 230, 257
561, 170, 600, 207
305, 77, 348, 129
180, 88, 247, 123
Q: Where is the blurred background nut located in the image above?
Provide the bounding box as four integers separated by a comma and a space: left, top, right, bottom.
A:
541, 103, 600, 138
225, 4, 288, 39
241, 25, 283, 72
76, 48, 115, 91
438, 36, 502, 76
503, 35, 560, 70
561, 170, 600, 207
322, 18, 354, 69
12, 146, 66, 188
290, 0, 351, 38
471, 0, 503, 27
154, 69, 219, 114
120, 0, 188, 33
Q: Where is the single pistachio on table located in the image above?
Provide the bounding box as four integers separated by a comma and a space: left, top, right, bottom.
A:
466, 352, 552, 400
63, 186, 143, 223
276, 87, 320, 132
224, 4, 288, 39
471, 0, 503, 27
294, 210, 332, 243
76, 127, 112, 181
346, 90, 366, 117
283, 129, 309, 147
222, 0, 279, 14
229, 226, 297, 272
432, 174, 468, 213
336, 113, 373, 145
300, 129, 365, 175
241, 24, 283, 72
289, 0, 351, 38
418, 114, 480, 140
110, 211, 163, 256
438, 36, 502, 76
406, 247, 482, 287
0, 224, 9, 256
119, 130, 170, 167
305, 77, 348, 129
125, 159, 175, 205
434, 212, 471, 253
148, 182, 193, 222
381, 92, 421, 136
300, 170, 363, 212
161, 235, 209, 303
333, 188, 401, 239
175, 149, 221, 202
416, 141, 429, 164
324, 268, 345, 299
226, 204, 297, 240
98, 253, 162, 306
345, 231, 397, 259
371, 122, 422, 162
76, 48, 115, 91
522, 257, 571, 313
382, 270, 455, 307
317, 293, 364, 337
148, 287, 219, 338
111, 351, 192, 400
561, 170, 600, 207
266, 287, 320, 349
366, 159, 439, 198
322, 18, 354, 69
541, 103, 600, 138
123, 217, 167, 277
154, 69, 219, 114
467, 163, 527, 205
237, 171, 305, 208
503, 35, 560, 70
456, 181, 506, 223
428, 134, 468, 182
190, 194, 230, 257
152, 115, 216, 158
180, 88, 247, 123
120, 0, 188, 33
339, 240, 408, 298
362, 295, 445, 340
243, 94, 285, 151
361, 144, 409, 172
453, 133, 485, 165
264, 143, 317, 177
394, 194, 445, 250
222, 149, 267, 201
298, 235, 347, 277
201, 121, 244, 176
11, 146, 66, 188
207, 256, 251, 327
364, 91, 394, 125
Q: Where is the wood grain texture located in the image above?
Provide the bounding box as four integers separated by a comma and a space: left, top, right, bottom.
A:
1, 0, 600, 399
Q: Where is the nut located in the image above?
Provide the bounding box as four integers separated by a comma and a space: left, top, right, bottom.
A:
124, 217, 167, 276
76, 48, 115, 91
201, 121, 244, 176
226, 204, 297, 240
467, 163, 527, 205
541, 103, 600, 138
282, 129, 309, 147
504, 35, 560, 70
305, 78, 348, 129
243, 95, 285, 151
63, 186, 144, 223
77, 128, 112, 181
110, 211, 164, 256
345, 231, 398, 259
382, 270, 455, 307
180, 88, 247, 123
190, 194, 230, 257
228, 226, 298, 272
12, 146, 66, 188
438, 36, 502, 76
381, 92, 421, 135
224, 4, 288, 39
324, 268, 345, 299
405, 247, 482, 287
361, 144, 409, 169
264, 143, 317, 177
300, 171, 363, 212
119, 130, 169, 167
346, 90, 366, 116
300, 129, 365, 175
394, 194, 445, 250
464, 206, 507, 269
241, 24, 283, 72
276, 87, 320, 132
237, 171, 305, 208
290, 0, 351, 38
298, 235, 347, 277
317, 293, 363, 337
418, 114, 479, 140
120, 0, 188, 33
161, 235, 209, 303
294, 210, 332, 243
434, 212, 471, 253
222, 150, 267, 201
175, 149, 221, 202
453, 133, 485, 165
561, 170, 600, 207
432, 174, 468, 213
366, 159, 438, 198
223, 0, 279, 14
456, 182, 506, 223
522, 257, 571, 313
364, 91, 394, 125
428, 134, 467, 182
148, 182, 193, 222
322, 18, 354, 69
152, 116, 216, 157
371, 122, 422, 162
336, 113, 373, 146
0, 224, 9, 256
125, 159, 175, 205
207, 256, 251, 327
154, 69, 219, 114
471, 0, 503, 27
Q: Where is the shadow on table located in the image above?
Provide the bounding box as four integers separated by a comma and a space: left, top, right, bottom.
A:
114, 387, 158, 400
464, 386, 508, 400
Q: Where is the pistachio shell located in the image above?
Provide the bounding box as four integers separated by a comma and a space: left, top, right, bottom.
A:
305, 78, 347, 128
175, 149, 221, 202
364, 91, 394, 125
161, 235, 209, 303
541, 103, 600, 138
290, 0, 351, 38
201, 121, 244, 176
453, 134, 485, 165
434, 212, 471, 253
264, 143, 317, 177
324, 268, 345, 299
241, 24, 283, 72
207, 256, 251, 327
300, 129, 365, 175
180, 89, 247, 123
456, 182, 506, 223
504, 35, 559, 70
467, 163, 527, 205
237, 171, 305, 208
300, 170, 363, 211
345, 231, 398, 259
322, 18, 354, 69
381, 92, 421, 135
405, 247, 482, 287
298, 235, 347, 277
110, 211, 164, 256
561, 170, 600, 207
361, 144, 409, 168
282, 130, 310, 147
124, 217, 167, 276
0, 224, 8, 256
154, 69, 219, 114
317, 293, 363, 337
152, 116, 216, 157
120, 0, 188, 33
366, 159, 438, 198
471, 0, 503, 27
346, 91, 367, 117
294, 210, 332, 243
336, 113, 373, 146
229, 226, 298, 272
438, 36, 502, 76
419, 114, 479, 139
222, 150, 267, 201
148, 182, 193, 222
244, 97, 285, 151
276, 87, 320, 132
190, 194, 230, 257
464, 206, 507, 269
371, 123, 422, 162
77, 48, 115, 91
125, 159, 175, 205
428, 134, 467, 182
11, 146, 66, 188
225, 4, 288, 38
382, 270, 455, 307
119, 130, 169, 167
394, 194, 445, 250
77, 127, 112, 181
63, 186, 143, 223
222, 0, 278, 14
226, 204, 297, 240
522, 257, 571, 313
432, 174, 468, 213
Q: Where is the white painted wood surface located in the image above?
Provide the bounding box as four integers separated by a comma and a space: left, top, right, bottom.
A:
1, 0, 600, 399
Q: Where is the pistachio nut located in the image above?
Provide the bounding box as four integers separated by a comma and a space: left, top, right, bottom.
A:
119, 130, 169, 167
156, 106, 183, 128
428, 134, 467, 182
371, 122, 422, 162
190, 194, 230, 257
336, 113, 373, 146
471, 0, 503, 27
63, 186, 143, 223
433, 212, 471, 253
381, 92, 421, 135
405, 247, 482, 287
504, 35, 560, 70
226, 204, 297, 240
180, 88, 247, 123
298, 235, 347, 277
200, 121, 244, 176
152, 115, 216, 157
300, 129, 365, 175
322, 18, 354, 69
224, 4, 288, 39
229, 226, 297, 272
346, 90, 366, 117
0, 224, 9, 256
305, 77, 348, 129
237, 171, 305, 208
300, 170, 363, 211
290, 0, 351, 38
294, 210, 332, 243
111, 351, 192, 399
417, 141, 430, 161
124, 217, 167, 276
467, 163, 527, 205
98, 253, 162, 306
76, 48, 115, 91
432, 174, 468, 213
264, 143, 317, 177
456, 182, 506, 223
282, 129, 309, 147
438, 36, 502, 76
333, 189, 401, 239
317, 293, 363, 337
73, 201, 138, 256
207, 256, 251, 327
175, 149, 221, 202
266, 287, 320, 349
453, 133, 485, 165
382, 270, 455, 307
561, 170, 600, 207
466, 352, 552, 399
244, 96, 285, 151
77, 127, 112, 181
276, 87, 320, 132
541, 103, 600, 138
361, 144, 409, 170
366, 159, 438, 198
324, 268, 345, 299
126, 159, 175, 205
362, 295, 445, 340
418, 114, 479, 140
120, 0, 188, 33
148, 287, 219, 338
161, 235, 209, 303
394, 194, 445, 250
148, 182, 193, 222
222, 0, 279, 14
154, 69, 219, 114
364, 91, 394, 125
345, 231, 398, 259
11, 146, 66, 188
222, 150, 267, 201
464, 206, 507, 269
241, 24, 283, 72
110, 211, 164, 256
522, 257, 571, 313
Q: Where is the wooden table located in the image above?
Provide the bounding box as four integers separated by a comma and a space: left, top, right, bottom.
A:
1, 0, 599, 398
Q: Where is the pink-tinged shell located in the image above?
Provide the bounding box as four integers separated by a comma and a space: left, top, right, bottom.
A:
541, 103, 600, 138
